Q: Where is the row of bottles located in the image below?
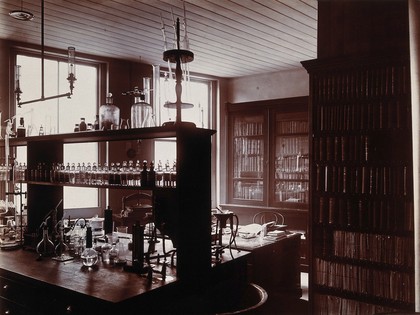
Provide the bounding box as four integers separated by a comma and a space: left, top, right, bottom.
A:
16, 160, 177, 188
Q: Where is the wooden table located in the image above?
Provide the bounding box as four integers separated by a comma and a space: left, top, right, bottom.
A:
0, 244, 249, 314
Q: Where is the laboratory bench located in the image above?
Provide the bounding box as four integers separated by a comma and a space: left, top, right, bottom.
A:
0, 247, 250, 315
222, 231, 302, 298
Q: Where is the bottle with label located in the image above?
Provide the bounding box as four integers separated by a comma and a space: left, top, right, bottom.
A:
39, 125, 44, 136
81, 226, 98, 267
99, 93, 120, 130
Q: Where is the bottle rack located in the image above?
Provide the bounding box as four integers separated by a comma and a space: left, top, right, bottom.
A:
302, 56, 415, 313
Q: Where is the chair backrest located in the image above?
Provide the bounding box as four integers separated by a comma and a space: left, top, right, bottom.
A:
122, 192, 152, 210
252, 211, 284, 225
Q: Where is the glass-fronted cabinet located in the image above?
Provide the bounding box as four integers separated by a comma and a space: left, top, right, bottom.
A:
227, 97, 309, 211
232, 113, 265, 203
274, 112, 309, 205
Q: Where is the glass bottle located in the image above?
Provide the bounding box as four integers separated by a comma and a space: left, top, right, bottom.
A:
94, 115, 100, 130
148, 161, 156, 187
36, 223, 55, 257
130, 80, 154, 128
39, 125, 44, 136
79, 118, 87, 131
17, 117, 26, 137
99, 93, 120, 130
81, 226, 98, 267
140, 160, 148, 187
74, 124, 80, 132
109, 240, 119, 265
101, 235, 112, 263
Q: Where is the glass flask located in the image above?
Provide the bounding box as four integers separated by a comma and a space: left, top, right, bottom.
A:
81, 226, 98, 267
36, 223, 55, 257
99, 93, 120, 130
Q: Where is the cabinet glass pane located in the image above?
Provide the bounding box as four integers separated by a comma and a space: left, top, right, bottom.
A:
275, 115, 309, 204
233, 114, 264, 201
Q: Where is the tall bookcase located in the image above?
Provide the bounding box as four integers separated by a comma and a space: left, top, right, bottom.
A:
302, 56, 415, 313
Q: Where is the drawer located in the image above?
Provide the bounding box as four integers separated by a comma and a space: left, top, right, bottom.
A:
0, 276, 39, 310
0, 296, 30, 315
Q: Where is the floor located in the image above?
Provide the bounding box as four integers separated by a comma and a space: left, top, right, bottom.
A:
250, 272, 309, 315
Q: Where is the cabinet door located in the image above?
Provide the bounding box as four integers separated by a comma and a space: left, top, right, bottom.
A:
229, 113, 266, 205
272, 112, 309, 208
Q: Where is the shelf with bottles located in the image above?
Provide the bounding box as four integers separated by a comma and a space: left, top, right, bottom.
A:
14, 159, 178, 189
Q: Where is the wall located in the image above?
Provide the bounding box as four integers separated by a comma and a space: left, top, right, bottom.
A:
226, 68, 309, 104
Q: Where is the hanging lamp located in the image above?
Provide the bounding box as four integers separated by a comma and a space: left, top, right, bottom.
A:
11, 0, 76, 107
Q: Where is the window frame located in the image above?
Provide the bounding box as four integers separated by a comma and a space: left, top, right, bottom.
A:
11, 47, 107, 218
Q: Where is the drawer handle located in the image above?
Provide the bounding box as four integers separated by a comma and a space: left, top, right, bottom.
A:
66, 305, 73, 313
3, 284, 7, 290
5, 310, 10, 315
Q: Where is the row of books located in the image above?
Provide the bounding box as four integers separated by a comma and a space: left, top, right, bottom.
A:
313, 196, 414, 231
312, 64, 408, 102
332, 230, 413, 267
314, 99, 410, 131
275, 155, 309, 176
314, 164, 410, 196
275, 186, 308, 203
314, 258, 413, 303
233, 120, 263, 136
276, 119, 308, 134
313, 293, 401, 315
313, 134, 410, 163
234, 138, 263, 155
277, 136, 309, 156
233, 156, 263, 177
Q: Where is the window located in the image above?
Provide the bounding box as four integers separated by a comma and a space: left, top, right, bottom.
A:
154, 75, 213, 162
15, 53, 100, 211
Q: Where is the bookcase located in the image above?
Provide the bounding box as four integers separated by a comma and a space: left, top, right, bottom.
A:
222, 97, 309, 269
302, 56, 415, 313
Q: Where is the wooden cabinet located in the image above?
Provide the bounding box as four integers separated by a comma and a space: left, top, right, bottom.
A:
222, 97, 309, 268
302, 56, 415, 313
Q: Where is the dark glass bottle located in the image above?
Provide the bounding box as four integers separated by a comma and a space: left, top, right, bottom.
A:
79, 118, 87, 131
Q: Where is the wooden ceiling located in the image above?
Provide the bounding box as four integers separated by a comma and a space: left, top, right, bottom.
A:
0, 0, 317, 78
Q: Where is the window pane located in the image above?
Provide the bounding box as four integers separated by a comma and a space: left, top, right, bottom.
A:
159, 77, 209, 128
15, 54, 99, 210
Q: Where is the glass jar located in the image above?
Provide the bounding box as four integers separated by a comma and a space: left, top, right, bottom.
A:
99, 93, 120, 130
79, 118, 87, 131
131, 90, 153, 128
